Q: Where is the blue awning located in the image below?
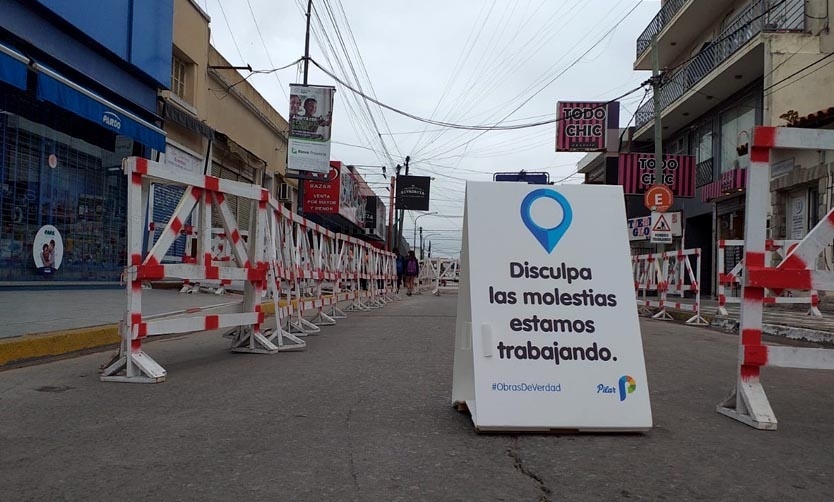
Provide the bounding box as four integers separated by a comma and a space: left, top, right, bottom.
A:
0, 42, 28, 90
34, 63, 166, 152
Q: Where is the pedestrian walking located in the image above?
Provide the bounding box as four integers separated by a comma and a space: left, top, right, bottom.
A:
404, 250, 419, 296
394, 248, 405, 293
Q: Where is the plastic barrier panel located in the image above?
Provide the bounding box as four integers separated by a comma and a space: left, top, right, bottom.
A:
102, 157, 397, 383
717, 126, 834, 430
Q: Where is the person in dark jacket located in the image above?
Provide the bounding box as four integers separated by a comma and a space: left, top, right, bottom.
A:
394, 248, 405, 293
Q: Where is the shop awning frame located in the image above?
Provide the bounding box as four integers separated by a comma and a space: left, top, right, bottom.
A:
33, 62, 166, 152
0, 42, 28, 91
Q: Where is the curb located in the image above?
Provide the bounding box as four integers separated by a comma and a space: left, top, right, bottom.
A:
643, 306, 834, 346
0, 300, 284, 370
0, 324, 120, 369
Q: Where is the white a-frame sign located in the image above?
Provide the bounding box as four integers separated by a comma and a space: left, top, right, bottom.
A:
452, 182, 652, 432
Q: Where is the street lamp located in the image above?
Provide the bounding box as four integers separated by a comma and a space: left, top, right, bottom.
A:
413, 212, 438, 251
420, 233, 443, 260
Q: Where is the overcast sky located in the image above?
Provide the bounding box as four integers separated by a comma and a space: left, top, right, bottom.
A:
201, 0, 660, 257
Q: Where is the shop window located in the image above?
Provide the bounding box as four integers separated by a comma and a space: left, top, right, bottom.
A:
689, 123, 714, 186
0, 111, 127, 282
719, 99, 755, 173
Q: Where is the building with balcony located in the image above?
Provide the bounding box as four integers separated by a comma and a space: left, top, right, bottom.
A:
628, 0, 834, 294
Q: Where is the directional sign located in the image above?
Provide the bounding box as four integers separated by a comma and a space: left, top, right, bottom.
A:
650, 211, 673, 244
644, 184, 674, 212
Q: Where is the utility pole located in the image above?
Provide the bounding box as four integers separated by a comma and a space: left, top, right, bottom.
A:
296, 0, 314, 218
303, 0, 312, 85
397, 156, 410, 250
393, 164, 402, 250
387, 173, 395, 251
651, 35, 665, 255
419, 227, 423, 260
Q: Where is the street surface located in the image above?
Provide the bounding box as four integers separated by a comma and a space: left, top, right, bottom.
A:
2, 293, 833, 501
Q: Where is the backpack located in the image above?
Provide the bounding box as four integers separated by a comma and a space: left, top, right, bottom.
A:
406, 259, 418, 275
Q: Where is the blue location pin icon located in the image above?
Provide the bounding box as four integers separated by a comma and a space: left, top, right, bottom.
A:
520, 189, 573, 254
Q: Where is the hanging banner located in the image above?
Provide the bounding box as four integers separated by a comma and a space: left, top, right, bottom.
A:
364, 196, 378, 229
395, 175, 431, 210
303, 161, 341, 214
339, 165, 365, 226
288, 84, 335, 174
617, 153, 696, 198
362, 196, 387, 240
453, 182, 652, 432
556, 102, 608, 152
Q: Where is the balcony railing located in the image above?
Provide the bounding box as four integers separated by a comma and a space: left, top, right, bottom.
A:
636, 0, 689, 60
696, 158, 714, 187
635, 0, 805, 131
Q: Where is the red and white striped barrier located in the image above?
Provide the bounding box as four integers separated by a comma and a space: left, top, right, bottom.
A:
716, 239, 821, 317
717, 126, 834, 430
102, 157, 397, 383
632, 249, 707, 325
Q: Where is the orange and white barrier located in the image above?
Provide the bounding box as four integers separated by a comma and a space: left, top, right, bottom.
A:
632, 249, 707, 325
718, 126, 834, 430
101, 157, 397, 383
716, 239, 821, 317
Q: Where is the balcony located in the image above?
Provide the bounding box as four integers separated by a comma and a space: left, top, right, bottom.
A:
635, 0, 805, 135
635, 0, 735, 70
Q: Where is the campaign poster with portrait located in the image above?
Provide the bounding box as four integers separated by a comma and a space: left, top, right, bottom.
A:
288, 84, 336, 174
32, 225, 64, 275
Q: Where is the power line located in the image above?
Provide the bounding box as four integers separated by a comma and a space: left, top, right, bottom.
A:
245, 0, 290, 101
215, 0, 246, 64
763, 51, 834, 95
311, 55, 646, 131
301, 1, 391, 168
413, 0, 641, 160
227, 58, 304, 90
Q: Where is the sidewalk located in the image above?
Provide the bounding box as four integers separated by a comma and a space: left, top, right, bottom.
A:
0, 288, 245, 367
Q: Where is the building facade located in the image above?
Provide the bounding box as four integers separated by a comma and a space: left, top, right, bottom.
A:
0, 0, 173, 284
148, 0, 295, 263
594, 0, 834, 295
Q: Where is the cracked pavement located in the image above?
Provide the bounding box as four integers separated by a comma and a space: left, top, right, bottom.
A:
1, 293, 834, 501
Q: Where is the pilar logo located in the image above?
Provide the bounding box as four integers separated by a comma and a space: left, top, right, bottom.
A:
102, 111, 122, 131
520, 189, 573, 254
618, 375, 637, 402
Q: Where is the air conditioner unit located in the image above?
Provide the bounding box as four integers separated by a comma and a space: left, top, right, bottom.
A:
278, 182, 291, 201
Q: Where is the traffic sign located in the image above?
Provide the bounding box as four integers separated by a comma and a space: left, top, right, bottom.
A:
644, 184, 674, 212
650, 211, 673, 244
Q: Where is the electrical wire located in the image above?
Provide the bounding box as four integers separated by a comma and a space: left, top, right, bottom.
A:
763, 51, 834, 95
312, 56, 646, 131
227, 58, 304, 90
413, 0, 637, 160
215, 0, 246, 64
245, 0, 290, 101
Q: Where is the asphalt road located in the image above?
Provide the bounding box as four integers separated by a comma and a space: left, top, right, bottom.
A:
1, 293, 833, 501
